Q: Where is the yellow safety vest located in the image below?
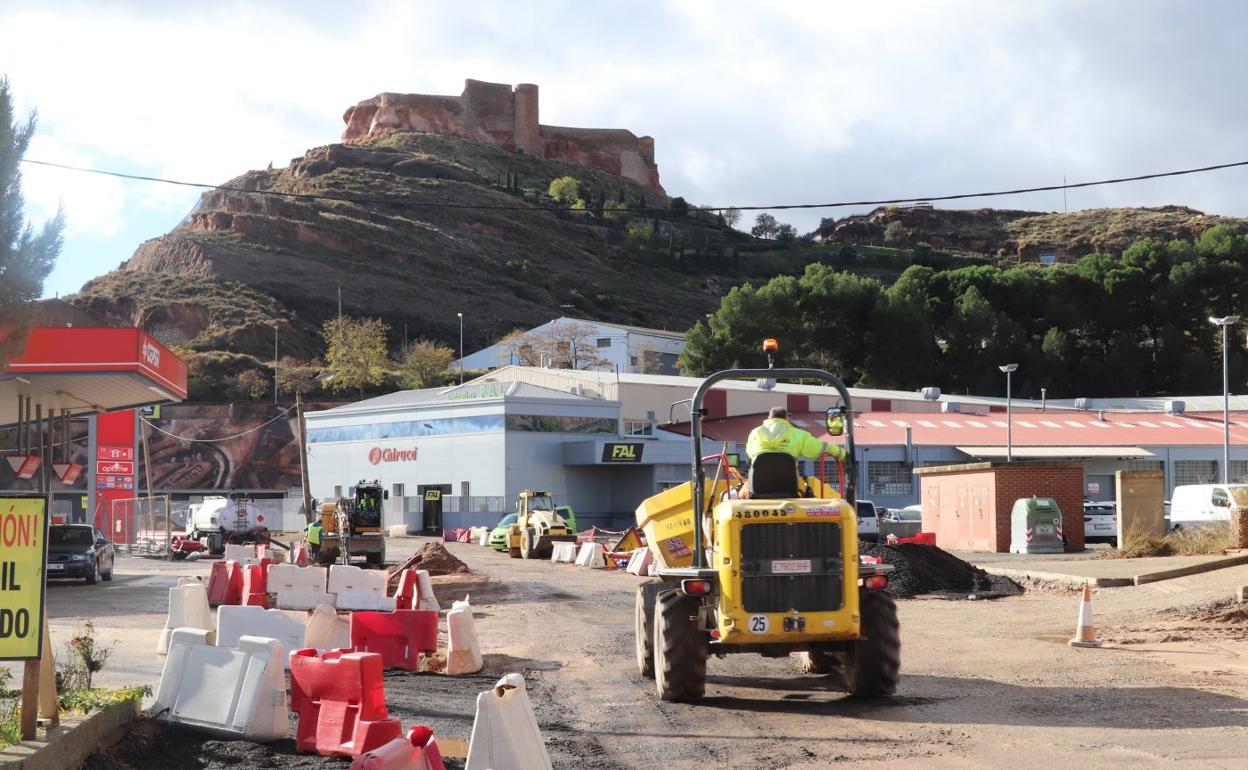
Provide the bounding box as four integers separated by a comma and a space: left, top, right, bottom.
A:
306, 523, 323, 545
746, 418, 839, 461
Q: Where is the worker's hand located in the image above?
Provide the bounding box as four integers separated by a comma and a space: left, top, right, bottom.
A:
825, 444, 847, 461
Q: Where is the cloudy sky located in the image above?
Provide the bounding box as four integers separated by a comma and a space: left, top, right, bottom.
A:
4, 0, 1247, 298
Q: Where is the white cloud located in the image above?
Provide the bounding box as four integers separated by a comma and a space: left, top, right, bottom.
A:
2, 0, 1247, 284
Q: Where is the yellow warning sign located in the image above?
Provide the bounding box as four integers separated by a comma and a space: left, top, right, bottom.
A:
0, 496, 48, 661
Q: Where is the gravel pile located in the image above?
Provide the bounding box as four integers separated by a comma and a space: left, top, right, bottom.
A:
415, 541, 472, 575
860, 542, 1021, 599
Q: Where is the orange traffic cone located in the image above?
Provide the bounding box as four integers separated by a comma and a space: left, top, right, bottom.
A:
1068, 582, 1102, 648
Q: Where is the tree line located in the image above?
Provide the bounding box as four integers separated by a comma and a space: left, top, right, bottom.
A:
681, 224, 1248, 399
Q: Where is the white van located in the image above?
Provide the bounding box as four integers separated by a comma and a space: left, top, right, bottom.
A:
1168, 484, 1248, 528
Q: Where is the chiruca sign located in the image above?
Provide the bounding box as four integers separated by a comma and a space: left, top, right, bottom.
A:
368, 447, 418, 465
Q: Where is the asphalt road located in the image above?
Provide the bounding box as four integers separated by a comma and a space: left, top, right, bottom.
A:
10, 539, 1248, 768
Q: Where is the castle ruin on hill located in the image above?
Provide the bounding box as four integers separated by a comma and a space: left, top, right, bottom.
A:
341, 78, 664, 193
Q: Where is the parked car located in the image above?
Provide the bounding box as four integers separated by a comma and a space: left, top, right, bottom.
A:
880, 504, 923, 541
1083, 501, 1117, 543
1169, 484, 1248, 529
487, 513, 518, 551
855, 499, 880, 542
47, 524, 114, 584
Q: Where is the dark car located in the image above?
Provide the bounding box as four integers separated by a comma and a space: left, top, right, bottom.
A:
46, 525, 114, 584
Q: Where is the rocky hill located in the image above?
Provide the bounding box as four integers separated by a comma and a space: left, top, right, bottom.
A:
67, 119, 1248, 400
822, 204, 1247, 260
69, 131, 746, 395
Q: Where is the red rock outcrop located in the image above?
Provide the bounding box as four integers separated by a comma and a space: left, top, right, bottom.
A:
342, 79, 664, 193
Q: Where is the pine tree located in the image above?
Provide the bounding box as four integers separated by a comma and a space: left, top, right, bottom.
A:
1, 76, 63, 368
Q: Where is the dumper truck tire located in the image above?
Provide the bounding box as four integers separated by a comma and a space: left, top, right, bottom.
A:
654, 589, 707, 702
634, 580, 668, 679
845, 590, 901, 697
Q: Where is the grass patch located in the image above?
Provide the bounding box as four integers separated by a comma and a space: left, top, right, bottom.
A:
1107, 522, 1236, 558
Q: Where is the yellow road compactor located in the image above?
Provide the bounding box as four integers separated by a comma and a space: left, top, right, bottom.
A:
633, 362, 900, 702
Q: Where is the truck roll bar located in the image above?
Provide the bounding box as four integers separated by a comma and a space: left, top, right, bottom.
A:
689, 368, 856, 569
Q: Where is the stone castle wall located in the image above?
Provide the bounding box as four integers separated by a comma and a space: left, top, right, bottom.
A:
341, 79, 664, 193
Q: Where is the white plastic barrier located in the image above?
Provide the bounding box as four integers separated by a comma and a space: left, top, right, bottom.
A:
625, 549, 653, 577
158, 577, 211, 655
271, 564, 334, 610
224, 543, 258, 565
388, 524, 408, 537
304, 603, 351, 652
447, 597, 483, 675
466, 673, 552, 770
216, 605, 307, 668
153, 628, 288, 742
550, 542, 578, 563
416, 570, 439, 612
575, 542, 605, 569
479, 529, 491, 547
329, 564, 397, 611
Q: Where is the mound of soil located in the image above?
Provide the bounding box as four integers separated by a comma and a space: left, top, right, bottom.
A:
1192, 604, 1248, 624
860, 542, 1022, 599
415, 542, 471, 575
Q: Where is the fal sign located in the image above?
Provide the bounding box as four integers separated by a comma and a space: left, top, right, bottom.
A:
368, 447, 418, 465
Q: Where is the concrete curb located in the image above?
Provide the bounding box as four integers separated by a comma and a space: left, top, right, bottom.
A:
977, 566, 1132, 589
0, 697, 140, 769
977, 553, 1248, 589
1133, 553, 1248, 585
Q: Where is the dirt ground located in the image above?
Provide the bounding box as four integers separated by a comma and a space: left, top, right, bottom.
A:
18, 538, 1248, 768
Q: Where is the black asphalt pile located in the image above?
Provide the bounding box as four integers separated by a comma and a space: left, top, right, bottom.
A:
859, 542, 1022, 599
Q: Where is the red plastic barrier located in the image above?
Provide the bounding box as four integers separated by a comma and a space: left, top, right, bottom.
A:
456, 529, 471, 543
350, 610, 438, 671
890, 531, 938, 546
394, 570, 418, 611
292, 542, 310, 567
290, 648, 403, 758
242, 563, 269, 608
207, 560, 244, 607
350, 725, 445, 770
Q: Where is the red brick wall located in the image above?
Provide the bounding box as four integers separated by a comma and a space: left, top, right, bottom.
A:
918, 462, 1084, 552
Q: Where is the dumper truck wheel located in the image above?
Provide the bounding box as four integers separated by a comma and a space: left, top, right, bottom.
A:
521, 528, 539, 560
508, 544, 521, 558
634, 580, 668, 679
654, 589, 708, 702
845, 590, 901, 697
798, 648, 837, 675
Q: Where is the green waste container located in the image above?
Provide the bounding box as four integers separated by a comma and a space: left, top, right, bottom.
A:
1008, 497, 1065, 554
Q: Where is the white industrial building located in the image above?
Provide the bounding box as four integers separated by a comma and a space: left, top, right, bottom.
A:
304, 366, 1248, 532
455, 317, 686, 375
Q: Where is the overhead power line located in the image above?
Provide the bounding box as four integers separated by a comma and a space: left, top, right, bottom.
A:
20, 156, 1248, 214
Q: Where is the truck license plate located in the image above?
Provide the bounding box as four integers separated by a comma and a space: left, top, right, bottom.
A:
47, 563, 64, 571
1036, 524, 1054, 536
771, 559, 812, 574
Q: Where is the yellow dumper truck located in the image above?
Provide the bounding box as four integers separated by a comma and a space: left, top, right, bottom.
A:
633, 356, 900, 702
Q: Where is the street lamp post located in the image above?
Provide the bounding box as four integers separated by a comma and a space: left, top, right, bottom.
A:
1210, 316, 1241, 483
273, 324, 279, 406
457, 312, 464, 385
999, 363, 1019, 462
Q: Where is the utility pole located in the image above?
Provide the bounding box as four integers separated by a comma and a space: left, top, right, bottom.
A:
297, 392, 314, 524
273, 323, 279, 406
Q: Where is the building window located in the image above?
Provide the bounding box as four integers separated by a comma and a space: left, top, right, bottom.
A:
867, 461, 914, 496
505, 414, 617, 433
1174, 460, 1218, 486
461, 481, 470, 497
309, 414, 505, 443
392, 483, 405, 499
624, 420, 655, 437
333, 485, 343, 498
597, 338, 612, 348
1231, 461, 1248, 483
1127, 460, 1164, 472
